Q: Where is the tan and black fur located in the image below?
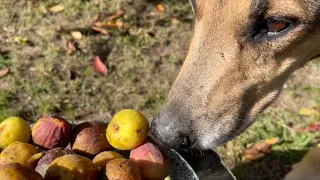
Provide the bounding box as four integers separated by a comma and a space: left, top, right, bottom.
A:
151, 0, 320, 151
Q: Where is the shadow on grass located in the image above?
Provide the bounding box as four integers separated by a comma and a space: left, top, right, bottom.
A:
232, 149, 309, 180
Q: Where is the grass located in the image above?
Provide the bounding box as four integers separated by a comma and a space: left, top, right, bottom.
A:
0, 1, 319, 179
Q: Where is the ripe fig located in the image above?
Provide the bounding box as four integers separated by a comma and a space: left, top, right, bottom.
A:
0, 116, 31, 149
44, 154, 99, 180
130, 140, 171, 180
106, 109, 149, 150
32, 115, 72, 150
0, 141, 43, 169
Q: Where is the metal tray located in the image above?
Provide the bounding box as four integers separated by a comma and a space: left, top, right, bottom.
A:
167, 149, 236, 180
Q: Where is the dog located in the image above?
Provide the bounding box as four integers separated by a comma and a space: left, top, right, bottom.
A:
150, 0, 320, 179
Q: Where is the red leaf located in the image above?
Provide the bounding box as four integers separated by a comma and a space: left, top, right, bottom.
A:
93, 56, 107, 76
309, 123, 320, 132
300, 122, 320, 133
0, 67, 9, 78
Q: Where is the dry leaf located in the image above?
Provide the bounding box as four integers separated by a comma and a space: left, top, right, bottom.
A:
0, 67, 9, 78
91, 26, 109, 35
66, 41, 76, 56
299, 107, 319, 116
39, 5, 47, 14
94, 21, 123, 28
244, 137, 280, 161
107, 21, 123, 27
107, 10, 125, 21
171, 18, 181, 24
156, 4, 165, 12
50, 5, 65, 13
71, 31, 82, 40
93, 21, 109, 28
93, 56, 108, 76
92, 14, 101, 23
244, 153, 265, 161
265, 137, 280, 145
13, 36, 28, 45
301, 122, 320, 133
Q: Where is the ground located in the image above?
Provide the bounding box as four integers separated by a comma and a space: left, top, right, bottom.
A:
0, 1, 319, 179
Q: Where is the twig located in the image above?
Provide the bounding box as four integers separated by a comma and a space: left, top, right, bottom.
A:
107, 10, 125, 21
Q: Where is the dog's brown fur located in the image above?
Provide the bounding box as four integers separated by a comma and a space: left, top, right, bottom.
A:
151, 0, 320, 150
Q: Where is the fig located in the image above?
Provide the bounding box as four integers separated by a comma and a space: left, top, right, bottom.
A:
93, 151, 124, 169
44, 154, 99, 180
106, 109, 149, 150
71, 121, 113, 158
130, 141, 171, 180
0, 141, 43, 169
35, 148, 75, 177
0, 116, 31, 149
32, 115, 72, 150
0, 163, 43, 180
106, 158, 142, 180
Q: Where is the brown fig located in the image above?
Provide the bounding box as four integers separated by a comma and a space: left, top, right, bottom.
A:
106, 158, 142, 180
32, 115, 72, 150
35, 147, 75, 177
71, 121, 113, 158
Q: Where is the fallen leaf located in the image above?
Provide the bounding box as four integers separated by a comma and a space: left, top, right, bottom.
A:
50, 5, 65, 13
71, 31, 82, 40
244, 153, 265, 161
107, 10, 125, 21
301, 122, 320, 133
156, 4, 165, 12
66, 41, 76, 56
171, 18, 181, 24
107, 21, 123, 28
93, 21, 109, 28
13, 36, 28, 45
94, 21, 123, 28
0, 67, 9, 78
39, 5, 48, 14
92, 14, 101, 23
93, 56, 108, 76
265, 137, 280, 145
298, 107, 318, 116
91, 26, 109, 35
244, 137, 280, 161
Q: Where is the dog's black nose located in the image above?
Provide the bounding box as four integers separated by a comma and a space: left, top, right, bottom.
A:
150, 112, 197, 150
179, 135, 196, 149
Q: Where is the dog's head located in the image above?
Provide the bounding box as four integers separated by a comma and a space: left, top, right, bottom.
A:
151, 0, 320, 150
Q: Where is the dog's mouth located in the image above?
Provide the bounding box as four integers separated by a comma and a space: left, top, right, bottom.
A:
177, 149, 227, 177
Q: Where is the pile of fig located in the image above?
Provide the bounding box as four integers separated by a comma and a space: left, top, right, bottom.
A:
0, 109, 171, 180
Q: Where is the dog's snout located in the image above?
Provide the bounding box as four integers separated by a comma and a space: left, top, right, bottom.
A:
150, 112, 196, 150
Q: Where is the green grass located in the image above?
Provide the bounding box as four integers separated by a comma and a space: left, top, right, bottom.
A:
0, 1, 319, 179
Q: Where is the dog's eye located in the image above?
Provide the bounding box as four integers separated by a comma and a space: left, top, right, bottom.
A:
249, 17, 298, 42
266, 20, 291, 35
